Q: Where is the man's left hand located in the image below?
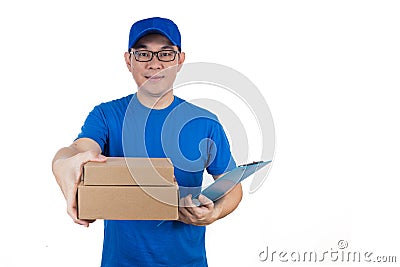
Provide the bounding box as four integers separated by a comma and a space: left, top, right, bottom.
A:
178, 194, 221, 226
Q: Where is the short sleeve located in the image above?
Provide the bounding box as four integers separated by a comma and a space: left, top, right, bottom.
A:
76, 105, 108, 152
206, 120, 236, 176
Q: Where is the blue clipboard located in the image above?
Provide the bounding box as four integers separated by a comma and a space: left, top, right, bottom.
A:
156, 160, 271, 226
192, 160, 272, 206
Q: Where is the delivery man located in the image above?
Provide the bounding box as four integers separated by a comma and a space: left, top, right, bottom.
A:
52, 17, 242, 267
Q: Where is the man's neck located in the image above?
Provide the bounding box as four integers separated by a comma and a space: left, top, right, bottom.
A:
136, 89, 174, 110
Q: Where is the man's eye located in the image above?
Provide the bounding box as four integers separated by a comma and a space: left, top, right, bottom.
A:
137, 52, 150, 57
160, 51, 173, 57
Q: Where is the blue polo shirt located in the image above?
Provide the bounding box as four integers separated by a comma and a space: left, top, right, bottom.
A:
77, 93, 236, 267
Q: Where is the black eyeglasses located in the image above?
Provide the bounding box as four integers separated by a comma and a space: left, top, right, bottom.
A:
130, 49, 180, 62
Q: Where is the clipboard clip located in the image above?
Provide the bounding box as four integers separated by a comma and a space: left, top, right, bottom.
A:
238, 160, 264, 167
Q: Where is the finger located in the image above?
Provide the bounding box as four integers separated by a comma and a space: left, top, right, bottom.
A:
179, 195, 186, 207
74, 152, 107, 183
178, 195, 197, 219
79, 151, 107, 164
90, 153, 107, 162
192, 198, 201, 207
66, 184, 90, 227
198, 194, 214, 209
181, 199, 195, 218
68, 202, 95, 227
185, 194, 195, 206
67, 202, 95, 226
179, 207, 203, 226
178, 207, 192, 224
180, 194, 194, 209
179, 207, 205, 226
67, 201, 90, 227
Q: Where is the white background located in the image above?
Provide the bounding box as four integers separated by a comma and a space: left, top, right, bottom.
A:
1, 1, 399, 266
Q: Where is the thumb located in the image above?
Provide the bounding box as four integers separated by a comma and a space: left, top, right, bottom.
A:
90, 154, 107, 162
79, 151, 107, 164
74, 151, 106, 183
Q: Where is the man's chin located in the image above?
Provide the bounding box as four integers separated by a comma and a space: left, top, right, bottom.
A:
138, 87, 173, 98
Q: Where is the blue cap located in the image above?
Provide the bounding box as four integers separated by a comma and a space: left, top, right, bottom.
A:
128, 17, 181, 51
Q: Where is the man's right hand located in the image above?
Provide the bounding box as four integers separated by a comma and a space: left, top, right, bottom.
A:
52, 139, 106, 227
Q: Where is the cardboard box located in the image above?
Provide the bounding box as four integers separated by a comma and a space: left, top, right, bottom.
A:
77, 157, 179, 220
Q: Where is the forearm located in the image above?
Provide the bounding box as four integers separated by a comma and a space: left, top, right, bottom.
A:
52, 138, 102, 196
52, 138, 101, 164
52, 146, 79, 188
53, 146, 79, 164
214, 183, 243, 220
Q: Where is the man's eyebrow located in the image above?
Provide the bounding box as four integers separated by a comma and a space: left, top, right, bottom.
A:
133, 44, 175, 50
133, 44, 148, 49
161, 45, 175, 50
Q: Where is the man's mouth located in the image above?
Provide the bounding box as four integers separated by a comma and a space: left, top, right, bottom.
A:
145, 75, 164, 80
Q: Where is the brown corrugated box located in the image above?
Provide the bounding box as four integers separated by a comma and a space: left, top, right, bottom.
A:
77, 157, 179, 220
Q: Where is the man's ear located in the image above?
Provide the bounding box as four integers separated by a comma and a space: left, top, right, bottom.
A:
124, 52, 132, 71
177, 52, 185, 72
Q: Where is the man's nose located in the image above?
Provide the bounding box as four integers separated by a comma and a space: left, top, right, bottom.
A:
147, 54, 163, 69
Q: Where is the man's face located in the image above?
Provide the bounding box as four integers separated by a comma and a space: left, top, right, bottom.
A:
124, 34, 185, 98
